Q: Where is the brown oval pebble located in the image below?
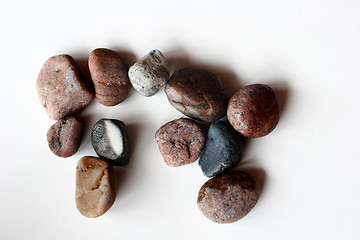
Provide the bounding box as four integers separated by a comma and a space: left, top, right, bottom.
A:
75, 156, 117, 218
47, 117, 83, 158
155, 118, 205, 167
197, 171, 260, 224
227, 84, 280, 138
36, 54, 94, 120
88, 48, 130, 106
165, 67, 227, 122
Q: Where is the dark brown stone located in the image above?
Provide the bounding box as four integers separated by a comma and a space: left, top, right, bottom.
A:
155, 118, 205, 167
89, 48, 130, 106
227, 84, 280, 138
197, 171, 260, 224
165, 67, 227, 122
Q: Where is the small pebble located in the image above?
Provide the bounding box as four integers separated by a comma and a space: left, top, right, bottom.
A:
227, 84, 280, 138
198, 117, 243, 177
75, 156, 117, 218
36, 54, 94, 120
89, 48, 130, 106
91, 118, 129, 166
155, 118, 205, 167
165, 67, 227, 122
128, 49, 169, 97
197, 171, 260, 224
47, 117, 83, 158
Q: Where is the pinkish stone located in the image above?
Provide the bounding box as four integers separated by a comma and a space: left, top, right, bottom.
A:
47, 117, 83, 158
36, 54, 94, 120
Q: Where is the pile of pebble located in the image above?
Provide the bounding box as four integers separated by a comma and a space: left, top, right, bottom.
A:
36, 48, 280, 223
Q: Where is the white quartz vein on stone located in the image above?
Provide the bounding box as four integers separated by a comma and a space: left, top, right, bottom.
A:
104, 120, 123, 155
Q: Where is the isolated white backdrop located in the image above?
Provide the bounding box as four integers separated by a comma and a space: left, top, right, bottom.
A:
1, 1, 360, 239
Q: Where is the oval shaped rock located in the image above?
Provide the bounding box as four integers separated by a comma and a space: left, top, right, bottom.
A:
199, 117, 243, 177
165, 67, 227, 122
91, 118, 129, 166
155, 118, 205, 167
89, 48, 130, 106
47, 116, 83, 158
128, 49, 169, 97
36, 54, 94, 120
197, 171, 260, 224
75, 156, 117, 218
227, 84, 280, 138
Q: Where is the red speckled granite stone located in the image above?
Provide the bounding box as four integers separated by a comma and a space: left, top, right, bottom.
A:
155, 118, 205, 167
89, 48, 130, 106
47, 117, 83, 158
36, 54, 94, 120
197, 171, 260, 224
227, 84, 280, 138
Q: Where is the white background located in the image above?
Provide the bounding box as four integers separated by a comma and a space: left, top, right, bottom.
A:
1, 0, 360, 239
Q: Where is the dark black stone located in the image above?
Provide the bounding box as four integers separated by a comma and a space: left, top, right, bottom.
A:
199, 117, 243, 177
91, 118, 129, 166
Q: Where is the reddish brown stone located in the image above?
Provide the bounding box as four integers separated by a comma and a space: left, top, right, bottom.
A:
165, 67, 227, 122
36, 54, 94, 120
88, 48, 130, 106
197, 171, 260, 224
227, 84, 280, 138
47, 117, 83, 158
155, 118, 205, 167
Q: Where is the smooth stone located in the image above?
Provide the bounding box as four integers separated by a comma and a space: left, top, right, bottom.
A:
88, 48, 130, 106
155, 118, 205, 167
128, 49, 169, 97
75, 156, 117, 218
165, 67, 227, 122
36, 54, 94, 120
198, 117, 243, 177
197, 171, 260, 224
91, 118, 129, 166
227, 84, 280, 138
47, 117, 83, 158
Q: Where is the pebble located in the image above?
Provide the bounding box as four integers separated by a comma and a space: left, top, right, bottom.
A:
36, 54, 94, 120
197, 171, 260, 224
88, 48, 130, 106
75, 156, 117, 218
198, 117, 243, 177
91, 118, 129, 166
165, 67, 227, 122
227, 84, 280, 138
155, 118, 205, 167
128, 49, 169, 97
47, 117, 83, 158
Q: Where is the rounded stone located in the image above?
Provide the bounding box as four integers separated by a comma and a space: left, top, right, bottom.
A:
88, 48, 130, 106
227, 84, 280, 138
165, 67, 227, 122
47, 117, 83, 158
91, 118, 129, 166
75, 156, 117, 218
128, 49, 170, 97
199, 117, 243, 177
36, 54, 94, 120
155, 118, 205, 167
197, 171, 260, 224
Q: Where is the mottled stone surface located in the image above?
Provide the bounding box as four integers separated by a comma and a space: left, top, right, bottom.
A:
91, 119, 129, 166
75, 156, 117, 218
36, 54, 94, 120
47, 117, 83, 158
227, 84, 280, 138
199, 117, 243, 177
128, 49, 169, 97
155, 118, 205, 167
89, 48, 130, 106
165, 67, 227, 122
197, 171, 260, 224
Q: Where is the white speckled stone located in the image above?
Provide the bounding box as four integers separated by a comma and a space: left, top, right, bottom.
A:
128, 49, 170, 97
